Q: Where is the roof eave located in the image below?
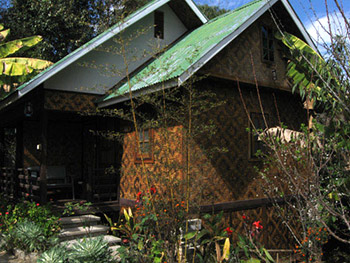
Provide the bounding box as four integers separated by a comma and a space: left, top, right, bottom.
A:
184, 0, 208, 24
281, 0, 318, 52
98, 78, 179, 108
17, 0, 173, 99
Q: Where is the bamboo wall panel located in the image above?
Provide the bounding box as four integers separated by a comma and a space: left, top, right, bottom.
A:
120, 81, 305, 202
120, 126, 184, 200
201, 12, 289, 91
44, 90, 98, 112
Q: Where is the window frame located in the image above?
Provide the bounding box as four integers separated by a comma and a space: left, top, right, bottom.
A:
134, 129, 154, 164
261, 25, 275, 63
154, 11, 164, 39
249, 112, 269, 160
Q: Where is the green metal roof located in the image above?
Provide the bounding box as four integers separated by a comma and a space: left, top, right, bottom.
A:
103, 0, 267, 102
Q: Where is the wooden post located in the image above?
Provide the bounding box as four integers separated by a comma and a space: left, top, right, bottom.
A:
40, 110, 48, 204
15, 122, 23, 198
0, 128, 4, 167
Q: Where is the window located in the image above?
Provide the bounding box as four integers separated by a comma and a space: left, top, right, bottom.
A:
249, 113, 269, 159
135, 129, 154, 163
154, 11, 164, 39
261, 26, 274, 62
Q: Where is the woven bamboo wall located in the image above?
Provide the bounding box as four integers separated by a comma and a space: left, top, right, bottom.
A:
44, 90, 98, 112
120, 79, 305, 248
201, 12, 290, 92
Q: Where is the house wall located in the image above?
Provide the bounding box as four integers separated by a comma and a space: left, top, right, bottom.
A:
119, 78, 305, 248
44, 4, 188, 95
201, 11, 290, 91
120, 79, 305, 202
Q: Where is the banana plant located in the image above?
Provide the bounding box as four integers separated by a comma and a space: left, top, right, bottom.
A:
0, 24, 52, 95
275, 31, 340, 108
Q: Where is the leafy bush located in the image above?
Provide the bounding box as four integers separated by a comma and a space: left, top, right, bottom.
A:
37, 245, 69, 263
0, 198, 61, 237
69, 236, 114, 263
1, 220, 59, 253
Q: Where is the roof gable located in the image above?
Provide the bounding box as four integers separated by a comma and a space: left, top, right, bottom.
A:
0, 0, 206, 107
100, 0, 316, 107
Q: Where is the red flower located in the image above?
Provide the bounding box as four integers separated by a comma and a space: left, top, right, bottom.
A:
0, 213, 2, 216
5, 212, 9, 215
242, 215, 246, 220
224, 227, 233, 236
136, 191, 142, 203
122, 238, 129, 244
26, 193, 29, 197
252, 221, 263, 230
150, 186, 156, 194
36, 203, 40, 206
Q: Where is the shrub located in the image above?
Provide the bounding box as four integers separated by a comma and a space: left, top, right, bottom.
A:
1, 220, 59, 253
69, 236, 114, 263
37, 245, 69, 263
0, 199, 61, 237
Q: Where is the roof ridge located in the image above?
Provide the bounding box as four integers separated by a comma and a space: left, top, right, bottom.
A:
208, 0, 265, 23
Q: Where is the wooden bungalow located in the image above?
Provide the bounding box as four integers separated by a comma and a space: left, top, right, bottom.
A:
0, 0, 316, 249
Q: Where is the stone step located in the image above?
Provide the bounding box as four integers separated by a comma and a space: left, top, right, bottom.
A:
59, 225, 110, 241
110, 244, 121, 262
62, 235, 121, 248
60, 214, 101, 228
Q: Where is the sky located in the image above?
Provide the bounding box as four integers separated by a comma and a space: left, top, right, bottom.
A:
194, 0, 350, 53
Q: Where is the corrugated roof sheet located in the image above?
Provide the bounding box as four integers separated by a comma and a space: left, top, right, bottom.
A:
103, 0, 267, 102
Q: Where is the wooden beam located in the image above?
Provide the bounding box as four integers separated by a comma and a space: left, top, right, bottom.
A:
15, 122, 23, 198
199, 196, 291, 214
39, 109, 48, 204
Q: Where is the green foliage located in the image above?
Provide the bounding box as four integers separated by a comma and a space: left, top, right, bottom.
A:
0, 198, 61, 238
0, 24, 52, 94
69, 236, 114, 263
37, 238, 114, 263
198, 4, 228, 20
63, 201, 92, 216
37, 245, 69, 263
0, 0, 147, 62
1, 220, 59, 253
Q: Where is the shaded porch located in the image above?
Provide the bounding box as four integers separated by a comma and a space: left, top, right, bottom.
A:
0, 88, 122, 205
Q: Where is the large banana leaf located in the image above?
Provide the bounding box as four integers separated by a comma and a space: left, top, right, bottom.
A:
1, 57, 53, 72
0, 35, 43, 58
0, 29, 10, 42
276, 32, 336, 102
0, 58, 52, 89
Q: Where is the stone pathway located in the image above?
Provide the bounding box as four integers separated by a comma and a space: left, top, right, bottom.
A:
0, 251, 37, 263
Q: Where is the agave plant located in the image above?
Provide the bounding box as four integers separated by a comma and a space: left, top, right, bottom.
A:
5, 220, 59, 253
69, 236, 114, 263
37, 245, 69, 263
0, 24, 52, 95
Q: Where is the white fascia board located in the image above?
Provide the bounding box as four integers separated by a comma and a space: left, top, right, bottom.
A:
98, 78, 178, 108
281, 0, 318, 52
17, 0, 171, 98
178, 0, 278, 85
184, 0, 208, 24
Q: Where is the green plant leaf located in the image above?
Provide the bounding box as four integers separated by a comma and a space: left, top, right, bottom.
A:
0, 29, 10, 42
263, 248, 274, 262
0, 35, 43, 58
183, 231, 197, 240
